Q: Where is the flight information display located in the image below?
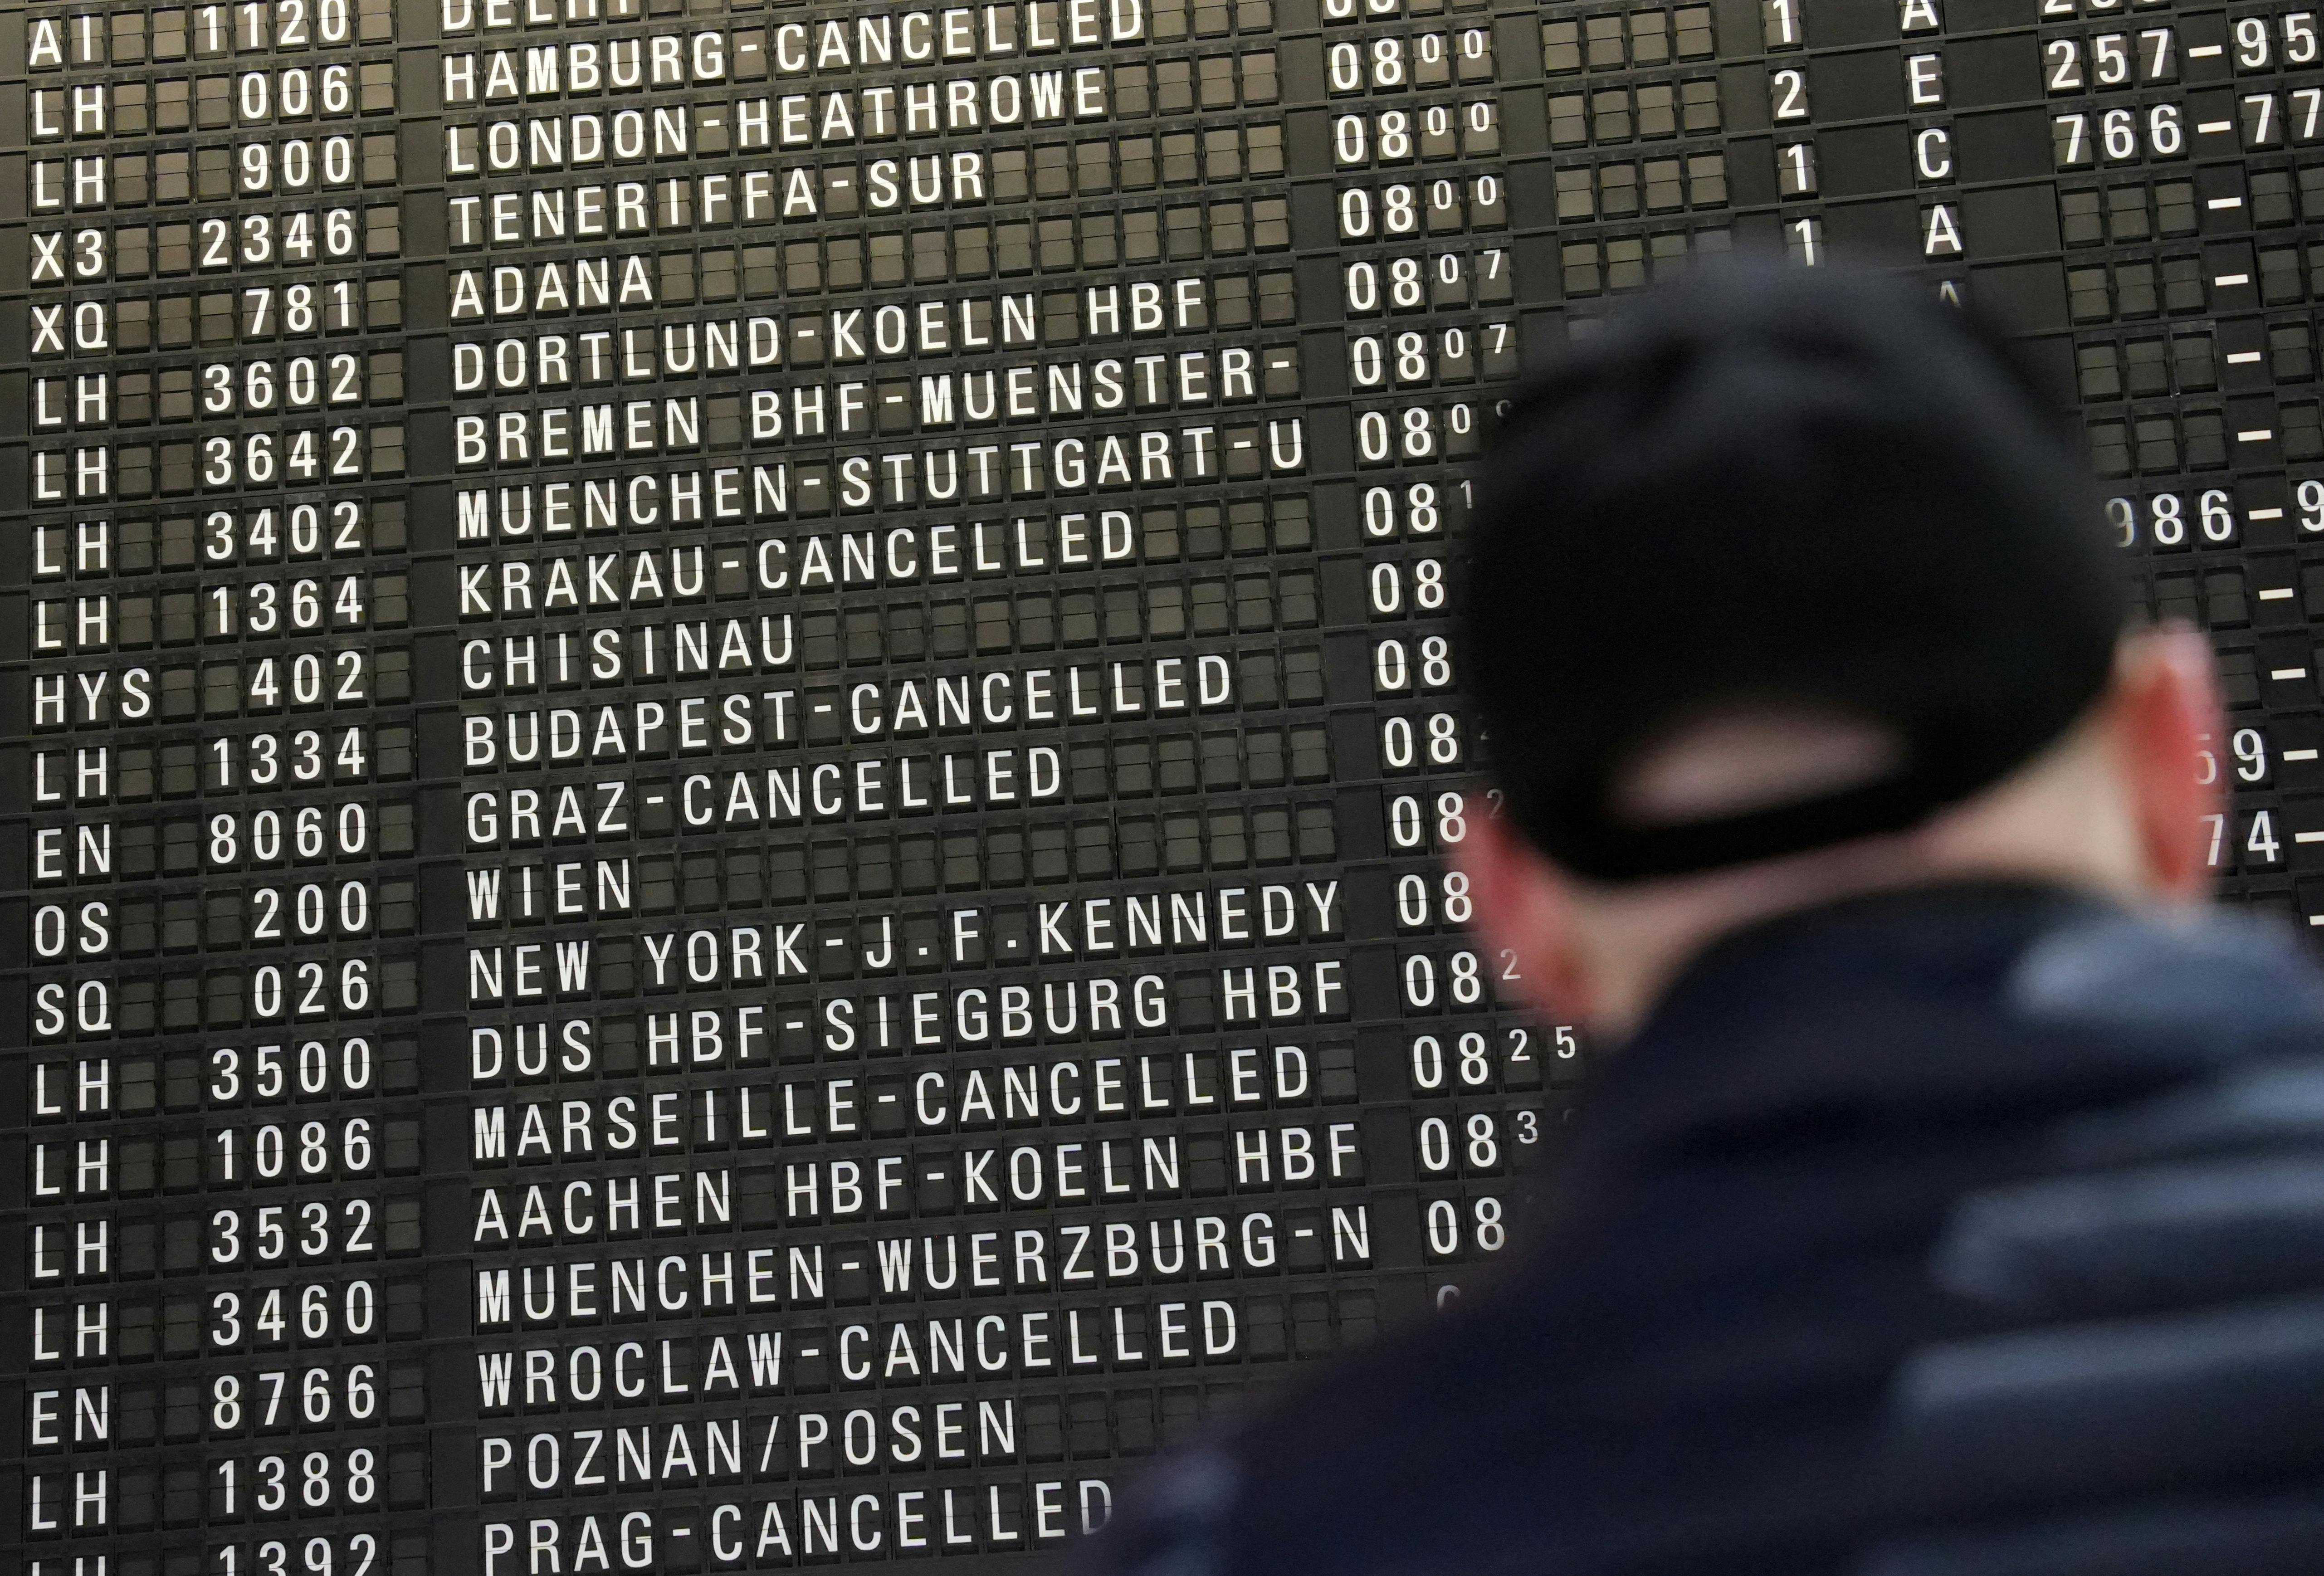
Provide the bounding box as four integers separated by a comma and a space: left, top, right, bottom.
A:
4, 0, 2316, 1570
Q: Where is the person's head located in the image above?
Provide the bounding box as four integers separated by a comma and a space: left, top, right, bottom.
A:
1455, 261, 2223, 1038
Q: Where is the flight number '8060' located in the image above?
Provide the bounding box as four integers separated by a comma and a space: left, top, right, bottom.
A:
209, 803, 372, 865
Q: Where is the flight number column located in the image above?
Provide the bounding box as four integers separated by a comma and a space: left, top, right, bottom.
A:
8, 0, 433, 1572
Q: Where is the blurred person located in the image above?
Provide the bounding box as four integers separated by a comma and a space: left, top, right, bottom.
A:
1074, 262, 2324, 1576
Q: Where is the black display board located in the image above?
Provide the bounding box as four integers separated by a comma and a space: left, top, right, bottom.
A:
4, 0, 2317, 1570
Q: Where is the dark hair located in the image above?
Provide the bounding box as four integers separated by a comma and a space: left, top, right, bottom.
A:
1459, 260, 2129, 883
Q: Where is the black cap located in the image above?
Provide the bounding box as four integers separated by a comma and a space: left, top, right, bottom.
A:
1460, 262, 2132, 883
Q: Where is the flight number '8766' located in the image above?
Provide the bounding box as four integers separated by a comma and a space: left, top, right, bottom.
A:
210, 1364, 381, 1433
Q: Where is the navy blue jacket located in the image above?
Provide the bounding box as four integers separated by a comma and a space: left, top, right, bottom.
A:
1075, 884, 2324, 1576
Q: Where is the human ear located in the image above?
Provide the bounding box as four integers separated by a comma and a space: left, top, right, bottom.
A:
1451, 799, 1595, 1023
2109, 625, 2225, 899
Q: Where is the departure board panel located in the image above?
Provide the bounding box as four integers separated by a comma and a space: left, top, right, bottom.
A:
4, 0, 2319, 1571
